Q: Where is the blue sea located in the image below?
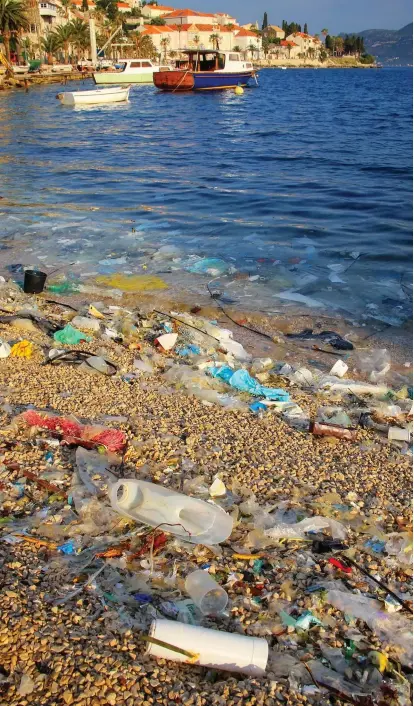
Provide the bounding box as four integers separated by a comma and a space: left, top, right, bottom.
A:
0, 68, 412, 325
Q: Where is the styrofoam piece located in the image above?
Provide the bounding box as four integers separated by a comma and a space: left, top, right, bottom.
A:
0, 339, 12, 358
329, 360, 348, 378
146, 619, 268, 676
156, 333, 178, 351
388, 426, 411, 442
110, 479, 233, 545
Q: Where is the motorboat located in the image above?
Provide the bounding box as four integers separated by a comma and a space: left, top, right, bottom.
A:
153, 50, 257, 91
94, 58, 171, 84
12, 64, 30, 74
56, 84, 131, 106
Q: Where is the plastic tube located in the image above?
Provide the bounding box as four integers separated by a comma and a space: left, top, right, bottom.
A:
185, 570, 228, 615
146, 619, 268, 676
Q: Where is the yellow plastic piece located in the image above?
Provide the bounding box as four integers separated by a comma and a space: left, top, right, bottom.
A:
95, 274, 168, 292
369, 651, 388, 673
88, 305, 105, 319
10, 340, 35, 358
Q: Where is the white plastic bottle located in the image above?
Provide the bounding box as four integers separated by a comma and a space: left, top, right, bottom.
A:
110, 479, 233, 545
146, 619, 268, 676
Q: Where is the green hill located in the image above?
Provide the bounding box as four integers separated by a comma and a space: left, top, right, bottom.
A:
348, 23, 413, 65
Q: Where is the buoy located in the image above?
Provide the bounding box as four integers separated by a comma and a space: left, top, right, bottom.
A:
234, 85, 244, 95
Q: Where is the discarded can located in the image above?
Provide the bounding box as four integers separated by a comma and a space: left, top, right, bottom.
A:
309, 421, 357, 441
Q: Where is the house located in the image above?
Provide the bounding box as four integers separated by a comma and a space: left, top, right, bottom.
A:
136, 23, 180, 54
262, 25, 284, 39
285, 32, 320, 57
116, 1, 131, 12
240, 22, 258, 31
141, 4, 175, 20
163, 8, 216, 26
214, 12, 237, 26
233, 28, 262, 56
274, 39, 300, 58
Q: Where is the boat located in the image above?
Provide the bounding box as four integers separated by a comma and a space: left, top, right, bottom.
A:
93, 58, 171, 85
12, 64, 30, 74
153, 50, 257, 92
56, 85, 131, 106
280, 66, 287, 70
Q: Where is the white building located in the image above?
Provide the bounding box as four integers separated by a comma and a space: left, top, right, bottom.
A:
233, 28, 262, 56
141, 4, 175, 20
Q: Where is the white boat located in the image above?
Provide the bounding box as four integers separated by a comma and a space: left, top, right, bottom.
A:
280, 66, 287, 70
51, 64, 73, 73
12, 64, 30, 74
94, 58, 171, 85
57, 84, 131, 106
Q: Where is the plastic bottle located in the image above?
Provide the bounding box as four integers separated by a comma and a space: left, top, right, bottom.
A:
110, 479, 233, 545
309, 421, 357, 441
146, 619, 268, 676
185, 570, 228, 615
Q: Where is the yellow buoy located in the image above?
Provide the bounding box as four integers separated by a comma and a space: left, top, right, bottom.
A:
234, 85, 244, 95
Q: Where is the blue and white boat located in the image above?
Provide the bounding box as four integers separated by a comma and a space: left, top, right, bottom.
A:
153, 50, 257, 92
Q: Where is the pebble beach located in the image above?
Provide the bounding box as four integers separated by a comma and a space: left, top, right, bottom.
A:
0, 289, 412, 706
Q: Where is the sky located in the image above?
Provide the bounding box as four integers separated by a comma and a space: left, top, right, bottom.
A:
186, 0, 413, 34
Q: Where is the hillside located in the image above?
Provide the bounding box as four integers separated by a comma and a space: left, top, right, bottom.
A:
346, 23, 413, 65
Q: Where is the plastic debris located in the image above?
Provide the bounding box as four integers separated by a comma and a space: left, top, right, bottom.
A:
0, 339, 11, 358
71, 315, 100, 332
286, 329, 354, 350
309, 421, 357, 441
10, 340, 35, 358
53, 324, 92, 345
209, 366, 289, 401
329, 359, 348, 377
155, 333, 178, 351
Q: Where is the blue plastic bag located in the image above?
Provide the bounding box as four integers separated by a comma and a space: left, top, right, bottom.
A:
210, 366, 289, 402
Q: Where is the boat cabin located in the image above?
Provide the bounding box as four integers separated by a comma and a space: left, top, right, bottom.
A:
114, 59, 170, 73
176, 50, 253, 73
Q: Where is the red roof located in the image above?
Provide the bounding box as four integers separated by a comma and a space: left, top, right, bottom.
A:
144, 3, 175, 9
281, 40, 297, 47
141, 24, 176, 33
164, 8, 214, 17
117, 2, 129, 6
235, 28, 258, 37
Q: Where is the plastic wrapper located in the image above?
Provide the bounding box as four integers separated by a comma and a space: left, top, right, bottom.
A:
265, 515, 347, 541
385, 532, 413, 566
326, 590, 413, 666
19, 410, 127, 453
209, 365, 289, 401
53, 324, 92, 345
308, 660, 375, 698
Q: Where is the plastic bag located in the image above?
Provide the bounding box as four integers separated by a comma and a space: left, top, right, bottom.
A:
209, 366, 290, 401
385, 533, 413, 566
20, 410, 127, 453
355, 349, 391, 382
71, 316, 100, 332
10, 340, 34, 358
326, 590, 413, 666
265, 515, 347, 541
54, 324, 92, 345
307, 660, 373, 698
187, 258, 228, 276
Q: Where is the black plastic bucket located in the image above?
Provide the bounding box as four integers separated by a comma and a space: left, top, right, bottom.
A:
23, 269, 47, 294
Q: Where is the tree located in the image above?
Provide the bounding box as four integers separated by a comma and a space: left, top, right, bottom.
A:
307, 46, 315, 59
359, 52, 374, 64
0, 0, 29, 62
59, 0, 75, 20
131, 31, 157, 59
81, 0, 88, 12
262, 11, 268, 30
54, 22, 74, 63
96, 0, 118, 21
160, 35, 169, 61
304, 22, 308, 34
69, 18, 89, 60
335, 36, 344, 55
247, 42, 257, 59
262, 37, 270, 57
192, 33, 200, 48
209, 32, 219, 50
151, 16, 165, 25
41, 30, 60, 64
325, 34, 332, 50
232, 44, 241, 52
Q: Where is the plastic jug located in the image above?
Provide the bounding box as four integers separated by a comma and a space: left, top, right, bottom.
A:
110, 479, 233, 545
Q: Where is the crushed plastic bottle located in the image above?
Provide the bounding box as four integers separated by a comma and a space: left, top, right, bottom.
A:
265, 515, 347, 541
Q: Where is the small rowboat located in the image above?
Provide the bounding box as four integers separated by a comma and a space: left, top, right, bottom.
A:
56, 84, 131, 106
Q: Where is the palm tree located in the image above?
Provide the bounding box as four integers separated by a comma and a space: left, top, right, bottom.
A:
20, 35, 32, 60
233, 44, 241, 52
0, 0, 29, 62
59, 0, 74, 20
247, 42, 256, 59
54, 22, 74, 63
192, 33, 200, 49
160, 35, 169, 61
209, 32, 219, 50
41, 30, 60, 64
130, 31, 157, 59
68, 18, 89, 61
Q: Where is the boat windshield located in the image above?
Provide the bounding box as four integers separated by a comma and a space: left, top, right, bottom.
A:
175, 52, 225, 72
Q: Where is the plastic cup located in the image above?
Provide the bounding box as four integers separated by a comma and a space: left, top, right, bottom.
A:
23, 269, 47, 294
185, 570, 228, 616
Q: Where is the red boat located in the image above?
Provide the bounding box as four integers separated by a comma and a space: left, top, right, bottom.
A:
153, 50, 257, 92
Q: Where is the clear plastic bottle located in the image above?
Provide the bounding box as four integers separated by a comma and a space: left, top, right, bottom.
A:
185, 570, 228, 615
110, 479, 233, 545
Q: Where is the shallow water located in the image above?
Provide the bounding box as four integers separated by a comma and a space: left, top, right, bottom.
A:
0, 68, 412, 325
